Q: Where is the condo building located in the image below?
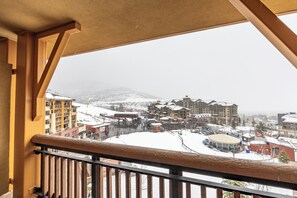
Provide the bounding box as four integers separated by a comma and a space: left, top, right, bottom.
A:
45, 92, 78, 135
173, 96, 239, 125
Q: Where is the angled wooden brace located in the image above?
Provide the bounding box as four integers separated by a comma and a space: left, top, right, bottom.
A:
33, 21, 81, 121
229, 0, 297, 68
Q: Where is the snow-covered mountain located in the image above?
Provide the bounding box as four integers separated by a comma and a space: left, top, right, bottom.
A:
87, 87, 160, 111
49, 86, 161, 112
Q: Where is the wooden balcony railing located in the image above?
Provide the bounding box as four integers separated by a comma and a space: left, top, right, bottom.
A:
31, 134, 297, 198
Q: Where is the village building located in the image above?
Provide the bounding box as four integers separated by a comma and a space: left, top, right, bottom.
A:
242, 133, 255, 144
148, 101, 190, 119
2, 1, 297, 197
150, 123, 162, 132
189, 113, 211, 126
207, 134, 241, 152
45, 92, 79, 135
173, 96, 239, 126
279, 114, 297, 138
249, 136, 297, 161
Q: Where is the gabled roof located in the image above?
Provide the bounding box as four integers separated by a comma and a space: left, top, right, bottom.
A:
1, 1, 297, 56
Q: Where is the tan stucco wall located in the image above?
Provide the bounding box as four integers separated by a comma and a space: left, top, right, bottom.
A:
0, 62, 11, 195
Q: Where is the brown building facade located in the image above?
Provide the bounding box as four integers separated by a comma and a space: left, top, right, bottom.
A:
173, 96, 239, 125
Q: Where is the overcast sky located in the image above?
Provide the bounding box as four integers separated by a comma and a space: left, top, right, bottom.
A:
50, 13, 297, 114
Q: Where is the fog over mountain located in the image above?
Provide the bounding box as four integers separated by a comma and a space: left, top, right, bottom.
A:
49, 13, 297, 114
49, 80, 160, 106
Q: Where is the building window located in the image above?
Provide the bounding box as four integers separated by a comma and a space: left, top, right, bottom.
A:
272, 147, 279, 156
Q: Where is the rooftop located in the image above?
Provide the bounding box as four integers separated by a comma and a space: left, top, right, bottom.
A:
208, 134, 241, 145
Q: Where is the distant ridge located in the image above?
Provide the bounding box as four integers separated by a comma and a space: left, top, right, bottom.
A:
48, 86, 161, 111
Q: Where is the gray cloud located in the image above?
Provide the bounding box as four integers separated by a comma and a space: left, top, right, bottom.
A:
50, 13, 297, 114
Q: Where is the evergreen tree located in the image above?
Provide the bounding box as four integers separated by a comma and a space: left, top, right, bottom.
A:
256, 121, 265, 131
242, 120, 246, 126
279, 151, 290, 163
252, 118, 256, 127
222, 180, 249, 198
119, 103, 124, 111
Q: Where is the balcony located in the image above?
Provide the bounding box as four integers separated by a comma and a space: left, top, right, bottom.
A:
3, 1, 297, 198
32, 134, 297, 198
55, 105, 62, 109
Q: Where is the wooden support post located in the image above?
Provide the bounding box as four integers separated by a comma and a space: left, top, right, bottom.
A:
13, 21, 81, 197
13, 32, 45, 198
229, 0, 297, 69
0, 39, 17, 193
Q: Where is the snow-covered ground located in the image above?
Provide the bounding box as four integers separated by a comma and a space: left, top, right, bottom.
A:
105, 131, 273, 161
76, 103, 117, 123
102, 130, 293, 197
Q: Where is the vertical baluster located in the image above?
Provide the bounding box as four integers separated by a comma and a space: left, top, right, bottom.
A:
169, 169, 182, 198
234, 191, 240, 198
55, 157, 60, 198
147, 175, 153, 198
67, 159, 73, 198
41, 151, 49, 196
115, 168, 121, 198
91, 156, 98, 198
61, 158, 67, 198
136, 173, 142, 198
74, 161, 80, 198
106, 167, 112, 198
200, 185, 206, 198
48, 155, 54, 197
216, 188, 223, 198
186, 183, 191, 198
159, 177, 165, 198
82, 162, 88, 198
253, 195, 261, 198
125, 171, 131, 198
98, 165, 103, 198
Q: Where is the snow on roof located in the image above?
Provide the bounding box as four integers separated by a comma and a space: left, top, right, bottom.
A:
242, 133, 255, 138
77, 121, 102, 126
151, 123, 162, 126
236, 126, 254, 131
265, 136, 279, 144
114, 112, 139, 116
208, 134, 240, 145
160, 116, 172, 120
72, 102, 81, 107
91, 123, 110, 128
46, 92, 73, 101
155, 105, 165, 109
250, 140, 267, 145
167, 105, 189, 111
210, 101, 235, 106
282, 114, 297, 124
191, 113, 211, 118
155, 103, 189, 111
264, 136, 294, 148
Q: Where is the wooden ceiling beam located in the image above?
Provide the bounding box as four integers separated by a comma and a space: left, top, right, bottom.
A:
229, 0, 297, 68
35, 21, 81, 40
33, 21, 81, 121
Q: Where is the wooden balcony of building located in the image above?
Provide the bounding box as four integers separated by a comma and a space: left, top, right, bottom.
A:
31, 134, 297, 198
